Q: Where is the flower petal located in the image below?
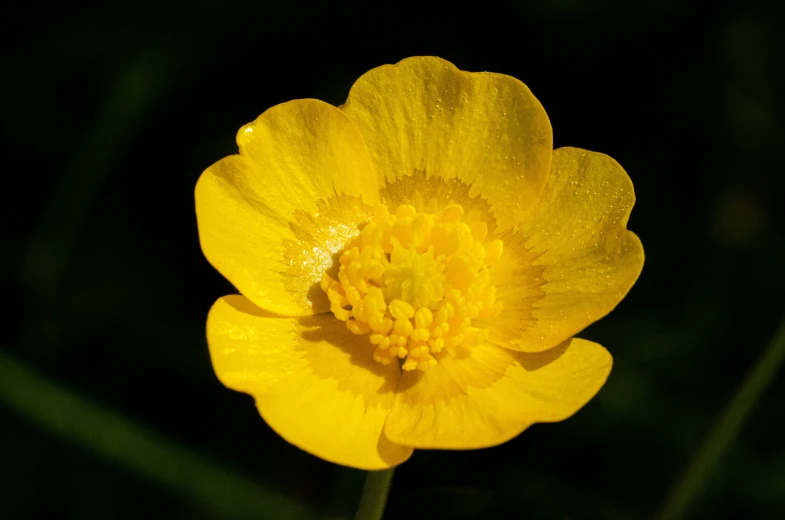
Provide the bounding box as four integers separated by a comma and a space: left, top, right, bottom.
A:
384, 339, 612, 449
207, 295, 412, 469
195, 99, 378, 316
341, 56, 553, 233
485, 147, 645, 352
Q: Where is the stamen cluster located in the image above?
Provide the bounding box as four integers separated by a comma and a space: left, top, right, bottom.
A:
320, 203, 503, 371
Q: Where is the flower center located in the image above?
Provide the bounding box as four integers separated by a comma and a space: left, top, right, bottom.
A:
320, 203, 503, 371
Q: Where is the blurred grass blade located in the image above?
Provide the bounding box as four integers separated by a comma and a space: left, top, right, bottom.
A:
657, 318, 785, 520
0, 350, 318, 520
24, 38, 188, 298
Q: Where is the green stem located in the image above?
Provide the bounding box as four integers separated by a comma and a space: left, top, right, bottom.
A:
657, 318, 785, 520
355, 468, 395, 520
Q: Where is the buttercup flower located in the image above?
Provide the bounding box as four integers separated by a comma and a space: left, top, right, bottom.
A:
196, 57, 644, 469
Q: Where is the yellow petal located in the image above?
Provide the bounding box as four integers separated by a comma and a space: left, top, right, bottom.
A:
485, 147, 645, 352
341, 56, 553, 233
384, 339, 612, 449
207, 295, 412, 469
195, 99, 378, 316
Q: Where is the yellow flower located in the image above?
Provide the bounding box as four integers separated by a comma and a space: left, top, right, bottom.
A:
195, 57, 644, 470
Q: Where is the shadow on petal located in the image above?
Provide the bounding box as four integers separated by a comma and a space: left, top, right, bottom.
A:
377, 427, 411, 466
298, 314, 399, 399
396, 368, 425, 393
517, 339, 571, 371
223, 293, 282, 319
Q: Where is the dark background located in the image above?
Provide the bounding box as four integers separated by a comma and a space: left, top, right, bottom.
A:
2, 2, 785, 519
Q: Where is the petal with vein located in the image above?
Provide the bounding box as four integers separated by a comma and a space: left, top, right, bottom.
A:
486, 147, 644, 352
342, 56, 552, 233
385, 339, 612, 449
208, 295, 411, 470
196, 99, 378, 316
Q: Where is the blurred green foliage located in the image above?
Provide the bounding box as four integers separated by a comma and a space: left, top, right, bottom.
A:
2, 1, 784, 519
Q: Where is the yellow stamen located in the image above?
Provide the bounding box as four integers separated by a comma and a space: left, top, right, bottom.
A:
321, 204, 503, 371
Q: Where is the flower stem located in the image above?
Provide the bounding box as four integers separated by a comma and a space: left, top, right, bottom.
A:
657, 318, 785, 520
355, 468, 395, 520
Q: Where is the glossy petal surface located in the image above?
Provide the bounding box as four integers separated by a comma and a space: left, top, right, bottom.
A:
384, 338, 612, 448
195, 99, 378, 316
341, 56, 553, 233
485, 147, 644, 352
207, 295, 412, 469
